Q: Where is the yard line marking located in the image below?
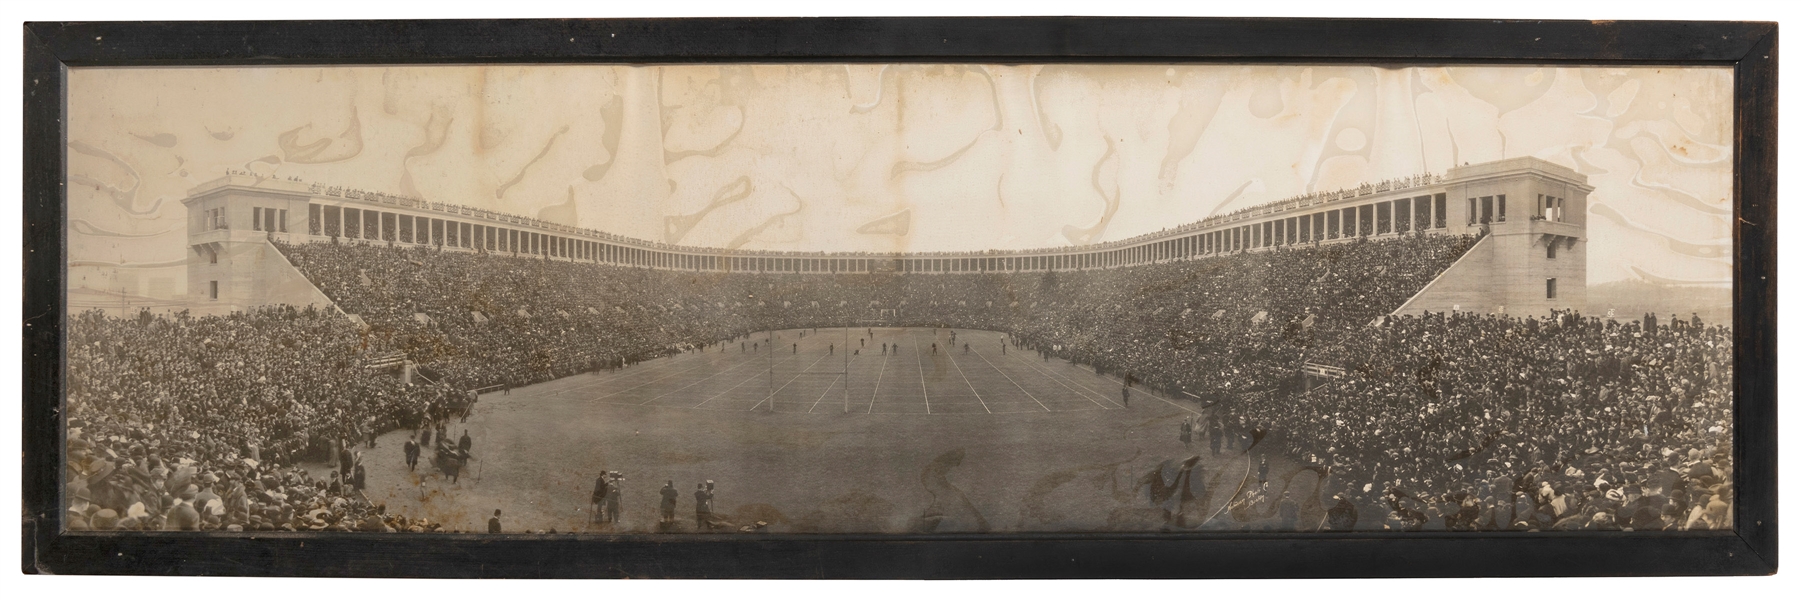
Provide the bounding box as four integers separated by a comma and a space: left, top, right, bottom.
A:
636, 350, 773, 405
965, 347, 1046, 412
996, 346, 1114, 409
551, 356, 713, 398
867, 349, 889, 414
1074, 366, 1199, 415
588, 354, 757, 402
548, 341, 747, 397
807, 375, 844, 413
1010, 346, 1201, 415
691, 358, 780, 409
945, 344, 993, 414
747, 352, 835, 411
910, 329, 931, 414
1008, 346, 1134, 409
692, 335, 816, 408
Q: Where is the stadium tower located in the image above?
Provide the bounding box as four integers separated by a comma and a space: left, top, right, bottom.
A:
1391, 157, 1592, 317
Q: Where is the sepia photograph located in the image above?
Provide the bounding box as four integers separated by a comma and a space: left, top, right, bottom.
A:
54, 60, 1740, 539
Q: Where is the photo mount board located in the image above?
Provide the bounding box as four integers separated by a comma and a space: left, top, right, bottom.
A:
21, 17, 1777, 578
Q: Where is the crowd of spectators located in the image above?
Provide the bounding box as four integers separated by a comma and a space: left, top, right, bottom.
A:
1240, 310, 1734, 531
66, 232, 1730, 533
65, 307, 460, 531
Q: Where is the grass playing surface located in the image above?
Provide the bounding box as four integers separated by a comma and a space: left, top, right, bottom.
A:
353, 328, 1328, 534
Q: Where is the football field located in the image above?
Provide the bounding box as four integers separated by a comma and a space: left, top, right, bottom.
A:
530, 327, 1127, 414
355, 328, 1328, 534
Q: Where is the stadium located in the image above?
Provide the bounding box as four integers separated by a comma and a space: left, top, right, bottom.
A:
61, 151, 1736, 536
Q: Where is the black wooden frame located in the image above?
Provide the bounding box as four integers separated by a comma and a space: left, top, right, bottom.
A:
21, 17, 1778, 578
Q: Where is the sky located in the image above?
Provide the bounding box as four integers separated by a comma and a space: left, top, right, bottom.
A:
67, 64, 1731, 286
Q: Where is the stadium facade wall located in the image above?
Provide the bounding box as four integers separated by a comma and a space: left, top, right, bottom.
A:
183, 157, 1590, 316
1392, 158, 1592, 317
182, 181, 337, 313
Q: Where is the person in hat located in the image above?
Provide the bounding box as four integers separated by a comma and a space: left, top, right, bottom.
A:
443, 451, 462, 484
163, 485, 201, 531
91, 509, 120, 531
1325, 492, 1359, 532
604, 473, 622, 524
458, 430, 472, 455
659, 480, 679, 525
338, 443, 355, 480
1207, 415, 1224, 457
590, 472, 609, 524
694, 482, 715, 532
68, 485, 93, 516
66, 511, 92, 531
1277, 490, 1300, 530
488, 509, 502, 534
403, 435, 420, 472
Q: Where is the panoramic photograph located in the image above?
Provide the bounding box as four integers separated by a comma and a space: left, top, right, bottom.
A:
62, 63, 1733, 535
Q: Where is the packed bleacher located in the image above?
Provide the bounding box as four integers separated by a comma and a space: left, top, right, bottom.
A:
64, 307, 459, 531
1244, 310, 1734, 531
67, 230, 1733, 532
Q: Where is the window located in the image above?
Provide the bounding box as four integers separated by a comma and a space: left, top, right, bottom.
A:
1468, 198, 1478, 224
253, 207, 263, 231
1546, 278, 1558, 299
1497, 194, 1507, 221
279, 209, 288, 232
209, 248, 217, 264
1434, 194, 1447, 228
209, 280, 219, 300
1547, 243, 1557, 259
